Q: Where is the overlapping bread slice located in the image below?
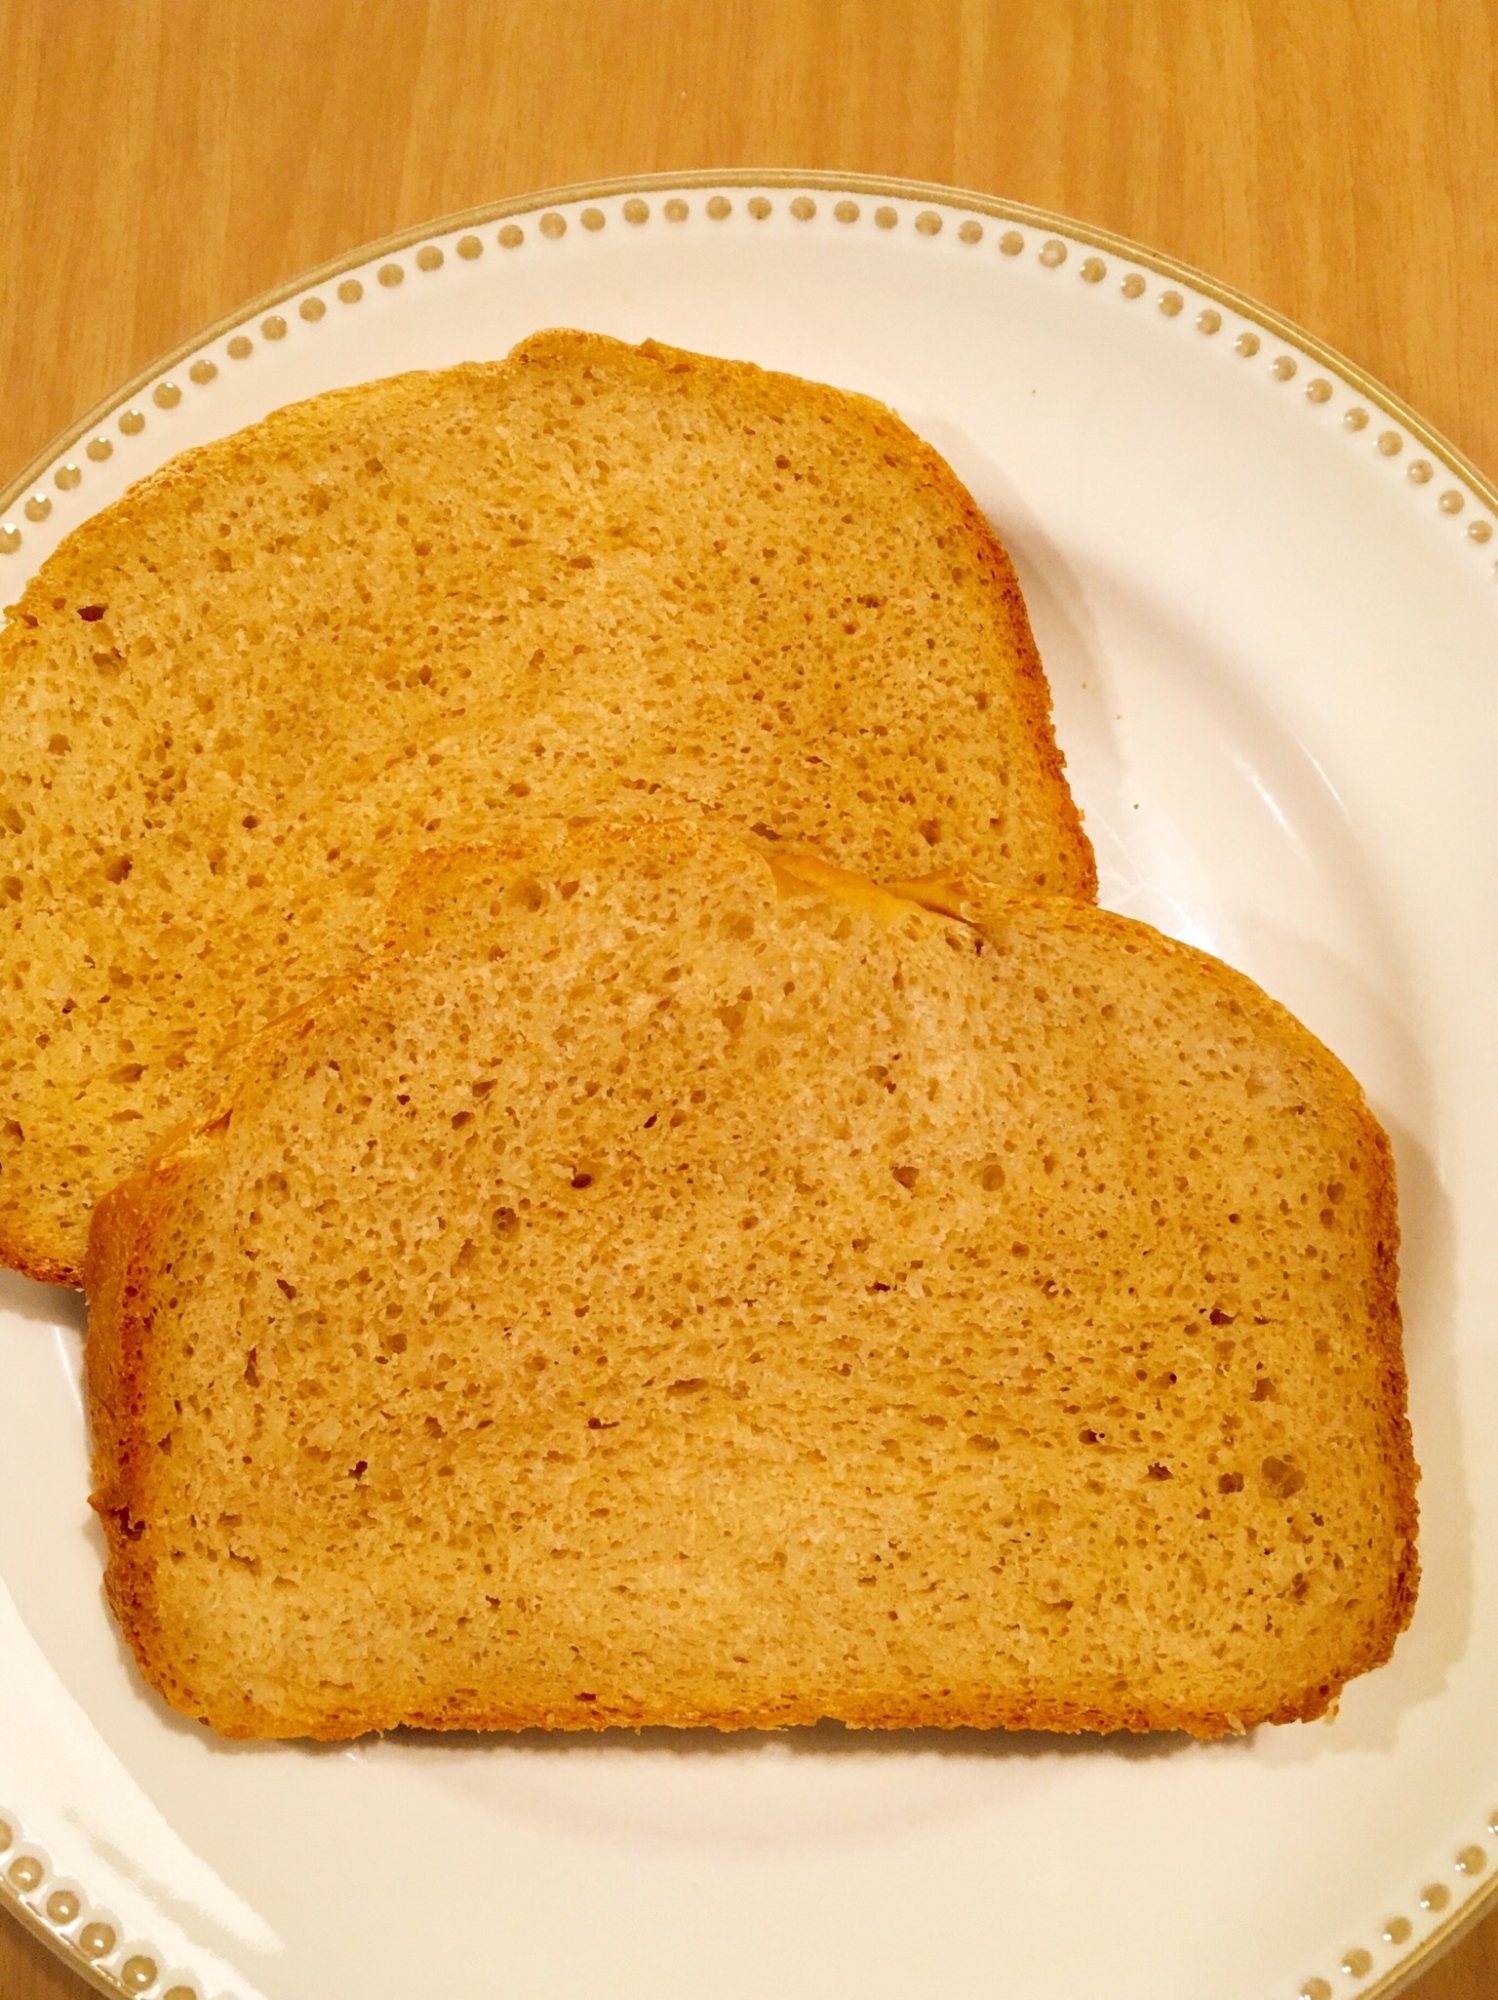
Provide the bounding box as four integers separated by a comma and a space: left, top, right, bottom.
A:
0, 330, 1093, 1284
86, 821, 1416, 1740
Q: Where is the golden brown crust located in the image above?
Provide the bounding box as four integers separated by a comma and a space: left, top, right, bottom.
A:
0, 1222, 80, 1289
85, 1166, 180, 1707
149, 1684, 1354, 1744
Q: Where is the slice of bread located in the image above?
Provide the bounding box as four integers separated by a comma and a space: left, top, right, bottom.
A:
0, 331, 1094, 1285
85, 822, 1417, 1740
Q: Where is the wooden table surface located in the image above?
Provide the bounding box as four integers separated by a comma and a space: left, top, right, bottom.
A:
1, 2, 1494, 1995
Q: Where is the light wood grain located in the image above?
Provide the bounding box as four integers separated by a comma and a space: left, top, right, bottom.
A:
0, 0, 1493, 1994
5, 0, 1498, 491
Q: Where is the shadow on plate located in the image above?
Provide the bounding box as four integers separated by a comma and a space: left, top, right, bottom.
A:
0, 1268, 87, 1333
391, 1715, 1197, 1760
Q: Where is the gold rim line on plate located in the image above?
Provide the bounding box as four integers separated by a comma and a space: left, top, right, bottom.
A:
0, 168, 1493, 2000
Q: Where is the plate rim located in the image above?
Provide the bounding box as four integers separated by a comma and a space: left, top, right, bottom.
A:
0, 167, 1493, 2000
3, 166, 1497, 528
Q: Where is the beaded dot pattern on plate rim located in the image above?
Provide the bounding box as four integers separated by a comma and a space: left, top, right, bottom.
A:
1288, 1825, 1498, 1998
0, 1791, 1494, 2000
0, 1810, 202, 1997
2, 182, 1493, 570
1, 179, 1497, 2000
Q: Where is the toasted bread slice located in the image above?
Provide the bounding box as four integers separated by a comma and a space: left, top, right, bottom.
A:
86, 822, 1415, 1740
0, 331, 1093, 1284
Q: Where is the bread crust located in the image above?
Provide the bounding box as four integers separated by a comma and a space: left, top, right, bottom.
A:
85, 824, 1417, 1740
86, 1166, 177, 1700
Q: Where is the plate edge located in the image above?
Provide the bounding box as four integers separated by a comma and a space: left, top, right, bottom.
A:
0, 1878, 154, 2000
2, 167, 1496, 526
1, 164, 1494, 2000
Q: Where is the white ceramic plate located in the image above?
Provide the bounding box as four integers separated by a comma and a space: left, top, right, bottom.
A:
2, 172, 1495, 2000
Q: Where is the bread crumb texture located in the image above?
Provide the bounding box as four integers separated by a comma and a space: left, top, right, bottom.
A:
0, 331, 1093, 1283
85, 823, 1416, 1740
